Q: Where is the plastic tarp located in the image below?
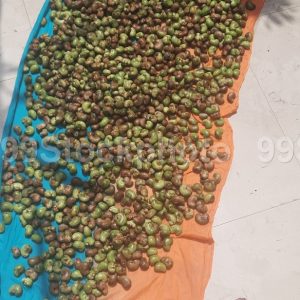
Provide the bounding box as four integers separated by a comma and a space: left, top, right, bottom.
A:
0, 1, 264, 299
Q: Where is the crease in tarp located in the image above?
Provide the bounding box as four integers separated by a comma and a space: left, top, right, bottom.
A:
0, 0, 264, 299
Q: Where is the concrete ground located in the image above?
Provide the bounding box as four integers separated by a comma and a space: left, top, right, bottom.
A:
1, 1, 300, 299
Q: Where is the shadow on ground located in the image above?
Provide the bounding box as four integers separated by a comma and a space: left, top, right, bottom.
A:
260, 0, 297, 27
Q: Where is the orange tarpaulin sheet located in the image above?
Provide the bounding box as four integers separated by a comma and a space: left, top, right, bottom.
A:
103, 1, 265, 299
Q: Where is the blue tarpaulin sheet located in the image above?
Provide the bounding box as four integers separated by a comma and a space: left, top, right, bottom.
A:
0, 1, 58, 299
